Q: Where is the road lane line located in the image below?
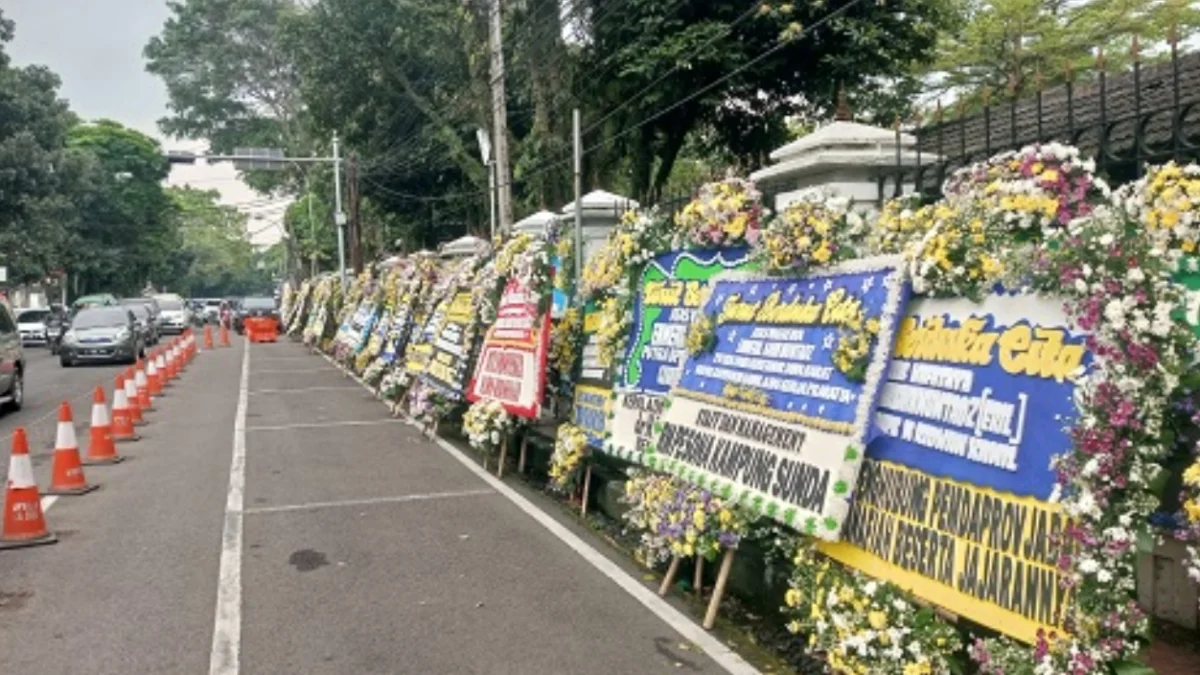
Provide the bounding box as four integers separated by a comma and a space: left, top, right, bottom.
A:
245, 419, 408, 432
247, 385, 364, 395
209, 338, 249, 675
243, 488, 495, 515
315, 350, 759, 675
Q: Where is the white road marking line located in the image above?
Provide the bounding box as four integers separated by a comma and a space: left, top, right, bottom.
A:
245, 419, 408, 432
208, 338, 249, 675
243, 488, 495, 515
248, 385, 364, 395
316, 351, 759, 675
249, 368, 339, 375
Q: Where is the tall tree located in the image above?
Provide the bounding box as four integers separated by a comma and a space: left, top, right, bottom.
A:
574, 0, 956, 201
145, 0, 311, 191
0, 9, 81, 283
169, 186, 263, 296
67, 120, 179, 295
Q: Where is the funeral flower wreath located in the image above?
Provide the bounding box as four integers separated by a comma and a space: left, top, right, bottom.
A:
585, 146, 1200, 675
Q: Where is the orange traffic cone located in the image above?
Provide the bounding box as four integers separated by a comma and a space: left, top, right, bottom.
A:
168, 343, 179, 380
124, 369, 146, 426
204, 324, 214, 349
45, 402, 98, 496
111, 375, 140, 443
84, 386, 122, 465
135, 360, 153, 411
219, 322, 231, 347
161, 347, 174, 385
0, 428, 57, 549
148, 350, 164, 395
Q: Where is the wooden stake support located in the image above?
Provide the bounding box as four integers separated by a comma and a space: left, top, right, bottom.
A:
580, 464, 593, 517
659, 556, 681, 597
518, 436, 528, 474
497, 437, 507, 478
694, 557, 705, 600
702, 549, 736, 630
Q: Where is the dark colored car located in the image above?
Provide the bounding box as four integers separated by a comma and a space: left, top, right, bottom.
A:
60, 307, 143, 367
234, 297, 278, 334
0, 304, 26, 411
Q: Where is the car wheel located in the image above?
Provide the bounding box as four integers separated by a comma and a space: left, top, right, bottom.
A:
7, 369, 23, 411
60, 355, 73, 368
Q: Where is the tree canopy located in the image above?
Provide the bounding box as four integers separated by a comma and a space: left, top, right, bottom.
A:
146, 0, 960, 251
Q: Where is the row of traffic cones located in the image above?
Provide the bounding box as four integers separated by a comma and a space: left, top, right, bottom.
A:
0, 329, 200, 550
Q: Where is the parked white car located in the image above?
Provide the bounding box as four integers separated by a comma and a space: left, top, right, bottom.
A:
16, 307, 50, 346
153, 293, 192, 334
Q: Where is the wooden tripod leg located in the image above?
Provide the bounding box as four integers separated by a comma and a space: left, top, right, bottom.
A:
659, 556, 681, 597
702, 549, 736, 630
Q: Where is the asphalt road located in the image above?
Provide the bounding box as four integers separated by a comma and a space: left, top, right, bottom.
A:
0, 344, 161, 483
0, 338, 755, 675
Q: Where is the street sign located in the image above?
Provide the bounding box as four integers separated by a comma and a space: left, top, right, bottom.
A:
476, 128, 492, 165
165, 150, 198, 165
232, 147, 286, 171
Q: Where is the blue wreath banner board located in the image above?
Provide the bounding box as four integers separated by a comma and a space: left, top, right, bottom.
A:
336, 300, 376, 351
381, 302, 413, 364
420, 290, 476, 398
606, 248, 751, 458
649, 257, 910, 540
819, 292, 1089, 644
572, 303, 611, 449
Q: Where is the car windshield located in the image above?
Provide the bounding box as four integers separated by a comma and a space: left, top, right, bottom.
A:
17, 309, 50, 323
242, 298, 275, 310
127, 305, 149, 319
73, 309, 128, 329
158, 299, 183, 311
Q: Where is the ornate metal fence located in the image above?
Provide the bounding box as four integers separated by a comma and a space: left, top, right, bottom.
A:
882, 41, 1200, 203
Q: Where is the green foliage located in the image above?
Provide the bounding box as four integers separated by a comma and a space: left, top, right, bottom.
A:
930, 0, 1200, 103
145, 0, 311, 193
0, 9, 81, 284
66, 120, 180, 296
169, 187, 272, 296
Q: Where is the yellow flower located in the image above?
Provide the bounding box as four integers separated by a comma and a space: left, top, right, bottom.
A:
812, 243, 833, 264
1185, 499, 1200, 523
784, 588, 802, 607
867, 610, 888, 630
1184, 462, 1200, 487
724, 213, 748, 239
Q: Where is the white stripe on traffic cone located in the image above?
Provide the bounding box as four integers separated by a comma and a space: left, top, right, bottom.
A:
7, 445, 36, 488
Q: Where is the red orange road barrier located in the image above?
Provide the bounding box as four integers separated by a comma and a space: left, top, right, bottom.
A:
219, 323, 231, 347
244, 316, 279, 343
46, 402, 98, 496
204, 324, 214, 349
84, 386, 122, 465
148, 350, 163, 396
0, 428, 57, 550
111, 375, 140, 443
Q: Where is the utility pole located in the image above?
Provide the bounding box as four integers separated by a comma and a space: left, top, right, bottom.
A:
332, 132, 347, 285
487, 0, 514, 232
347, 155, 362, 273
573, 108, 583, 285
